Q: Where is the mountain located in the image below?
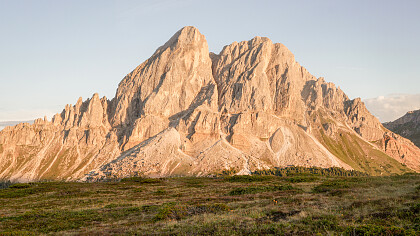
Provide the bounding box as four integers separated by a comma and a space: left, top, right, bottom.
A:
0, 120, 33, 131
0, 27, 418, 182
383, 109, 420, 148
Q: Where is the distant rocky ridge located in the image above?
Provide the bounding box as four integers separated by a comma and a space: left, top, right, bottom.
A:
0, 27, 418, 182
0, 120, 33, 131
384, 109, 420, 148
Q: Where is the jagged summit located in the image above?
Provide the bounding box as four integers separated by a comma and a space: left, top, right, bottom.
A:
110, 25, 216, 139
0, 27, 418, 182
162, 26, 205, 48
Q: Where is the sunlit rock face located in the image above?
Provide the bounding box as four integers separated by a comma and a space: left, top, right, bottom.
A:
0, 26, 418, 182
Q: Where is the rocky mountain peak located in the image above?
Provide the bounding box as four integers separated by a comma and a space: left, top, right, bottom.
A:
0, 26, 418, 182
162, 26, 205, 49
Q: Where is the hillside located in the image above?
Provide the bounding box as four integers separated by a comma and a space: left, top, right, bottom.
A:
0, 26, 419, 182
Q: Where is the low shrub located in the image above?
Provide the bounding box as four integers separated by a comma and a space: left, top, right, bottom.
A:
9, 183, 33, 189
120, 176, 161, 184
301, 214, 339, 232
154, 189, 166, 195
180, 177, 206, 187
132, 187, 144, 193
223, 175, 272, 183
0, 187, 39, 198
264, 210, 301, 221
189, 203, 230, 215
344, 225, 413, 236
228, 185, 295, 196
141, 204, 160, 213
285, 176, 318, 183
1, 209, 103, 233
312, 180, 351, 195
103, 203, 133, 209
152, 203, 188, 222
152, 203, 230, 222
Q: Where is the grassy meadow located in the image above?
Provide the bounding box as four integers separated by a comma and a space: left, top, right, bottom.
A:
0, 168, 419, 235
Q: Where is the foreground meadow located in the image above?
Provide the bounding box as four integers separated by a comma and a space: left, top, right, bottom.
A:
0, 169, 419, 235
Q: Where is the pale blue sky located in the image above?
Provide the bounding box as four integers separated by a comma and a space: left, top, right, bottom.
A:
0, 0, 419, 122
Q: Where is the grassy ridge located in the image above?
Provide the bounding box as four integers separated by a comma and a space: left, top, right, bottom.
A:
317, 129, 410, 175
0, 173, 419, 235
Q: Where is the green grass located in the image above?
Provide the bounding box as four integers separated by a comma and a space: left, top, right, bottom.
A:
223, 175, 274, 182
152, 202, 230, 222
312, 179, 352, 196
0, 173, 419, 235
228, 185, 295, 196
318, 129, 410, 175
120, 176, 162, 184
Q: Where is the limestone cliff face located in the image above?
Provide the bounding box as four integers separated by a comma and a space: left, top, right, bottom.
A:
0, 26, 418, 182
0, 93, 120, 181
110, 27, 218, 152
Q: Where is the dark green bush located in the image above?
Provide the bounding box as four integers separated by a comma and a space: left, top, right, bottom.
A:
285, 176, 318, 183
252, 166, 368, 177
9, 183, 32, 189
0, 180, 12, 189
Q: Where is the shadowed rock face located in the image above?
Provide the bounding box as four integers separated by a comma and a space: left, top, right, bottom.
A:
0, 26, 418, 182
384, 109, 420, 148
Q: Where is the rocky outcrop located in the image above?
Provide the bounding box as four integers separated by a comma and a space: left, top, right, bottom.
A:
343, 101, 420, 172
0, 26, 418, 182
345, 98, 384, 141
384, 109, 420, 148
380, 132, 420, 170
0, 93, 120, 181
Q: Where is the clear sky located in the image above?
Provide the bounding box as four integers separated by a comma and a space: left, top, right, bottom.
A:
0, 0, 419, 122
